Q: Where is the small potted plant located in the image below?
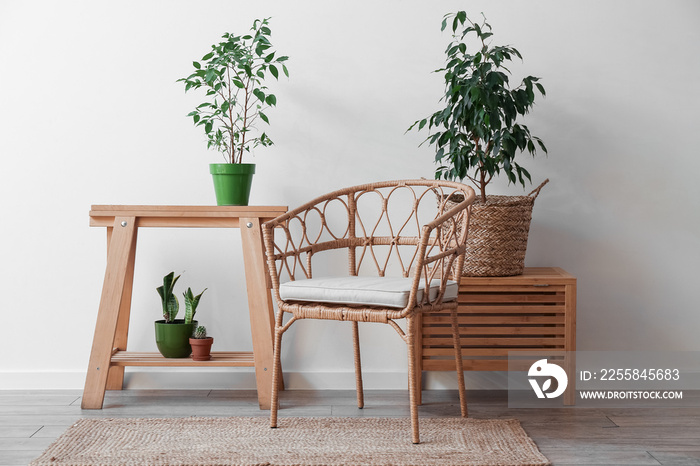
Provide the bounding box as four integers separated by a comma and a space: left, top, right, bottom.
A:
409, 11, 548, 276
189, 325, 214, 361
178, 17, 289, 206
154, 272, 207, 358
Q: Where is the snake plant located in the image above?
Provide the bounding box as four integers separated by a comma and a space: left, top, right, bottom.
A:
183, 287, 207, 324
156, 272, 181, 323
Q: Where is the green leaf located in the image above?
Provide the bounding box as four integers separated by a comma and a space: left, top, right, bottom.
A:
202, 51, 214, 61
183, 287, 207, 324
536, 138, 548, 153
265, 94, 277, 106
166, 294, 179, 322
232, 80, 245, 89
282, 64, 289, 77
204, 69, 216, 83
259, 111, 269, 124
269, 64, 279, 79
435, 147, 445, 162
446, 58, 461, 69
192, 61, 201, 69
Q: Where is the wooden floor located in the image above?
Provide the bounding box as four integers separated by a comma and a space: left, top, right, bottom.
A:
1, 389, 699, 465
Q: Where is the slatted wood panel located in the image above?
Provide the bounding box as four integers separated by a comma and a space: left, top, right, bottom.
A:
420, 267, 576, 372
110, 351, 255, 367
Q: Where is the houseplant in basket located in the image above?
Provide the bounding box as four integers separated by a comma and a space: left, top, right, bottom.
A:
409, 11, 548, 276
189, 325, 214, 361
154, 272, 207, 358
178, 17, 289, 206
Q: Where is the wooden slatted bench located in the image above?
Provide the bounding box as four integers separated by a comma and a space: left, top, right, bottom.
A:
416, 267, 576, 405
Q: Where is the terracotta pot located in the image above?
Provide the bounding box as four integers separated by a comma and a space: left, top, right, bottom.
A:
189, 337, 214, 361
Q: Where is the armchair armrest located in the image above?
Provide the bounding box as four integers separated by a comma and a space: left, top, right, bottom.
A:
401, 189, 475, 318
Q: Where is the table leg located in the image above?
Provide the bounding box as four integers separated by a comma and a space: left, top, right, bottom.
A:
106, 225, 138, 390
240, 217, 276, 410
82, 216, 137, 409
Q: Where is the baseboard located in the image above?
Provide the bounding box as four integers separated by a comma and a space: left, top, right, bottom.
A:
0, 371, 89, 390
0, 369, 510, 391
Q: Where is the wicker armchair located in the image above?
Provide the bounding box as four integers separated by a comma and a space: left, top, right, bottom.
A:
262, 180, 476, 444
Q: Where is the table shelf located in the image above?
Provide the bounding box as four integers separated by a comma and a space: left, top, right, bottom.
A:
110, 351, 255, 367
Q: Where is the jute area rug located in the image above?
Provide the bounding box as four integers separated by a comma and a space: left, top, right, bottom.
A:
31, 417, 550, 466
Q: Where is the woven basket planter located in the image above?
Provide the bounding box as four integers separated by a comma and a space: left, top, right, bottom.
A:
445, 179, 548, 277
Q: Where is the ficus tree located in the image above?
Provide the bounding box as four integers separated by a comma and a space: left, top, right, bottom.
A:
179, 18, 289, 164
410, 11, 547, 202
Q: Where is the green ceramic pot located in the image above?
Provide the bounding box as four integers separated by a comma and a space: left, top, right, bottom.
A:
154, 319, 198, 358
209, 163, 256, 206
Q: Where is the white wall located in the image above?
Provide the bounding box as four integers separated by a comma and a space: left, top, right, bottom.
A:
1, 0, 699, 390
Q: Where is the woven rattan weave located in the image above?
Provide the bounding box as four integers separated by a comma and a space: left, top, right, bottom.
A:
262, 180, 476, 443
445, 179, 548, 276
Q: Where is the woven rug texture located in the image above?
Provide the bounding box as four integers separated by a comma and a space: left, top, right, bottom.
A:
30, 416, 550, 466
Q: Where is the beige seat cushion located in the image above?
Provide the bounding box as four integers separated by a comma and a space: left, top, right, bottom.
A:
279, 276, 458, 308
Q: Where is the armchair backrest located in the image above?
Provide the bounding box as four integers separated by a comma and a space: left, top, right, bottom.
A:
263, 180, 475, 288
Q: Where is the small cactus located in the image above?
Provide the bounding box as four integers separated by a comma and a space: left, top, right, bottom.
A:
193, 325, 208, 339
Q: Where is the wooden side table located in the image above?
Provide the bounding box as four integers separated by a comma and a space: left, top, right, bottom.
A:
82, 205, 287, 410
417, 267, 576, 405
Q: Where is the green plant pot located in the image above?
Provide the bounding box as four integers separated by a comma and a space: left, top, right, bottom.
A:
154, 319, 198, 358
209, 163, 256, 206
